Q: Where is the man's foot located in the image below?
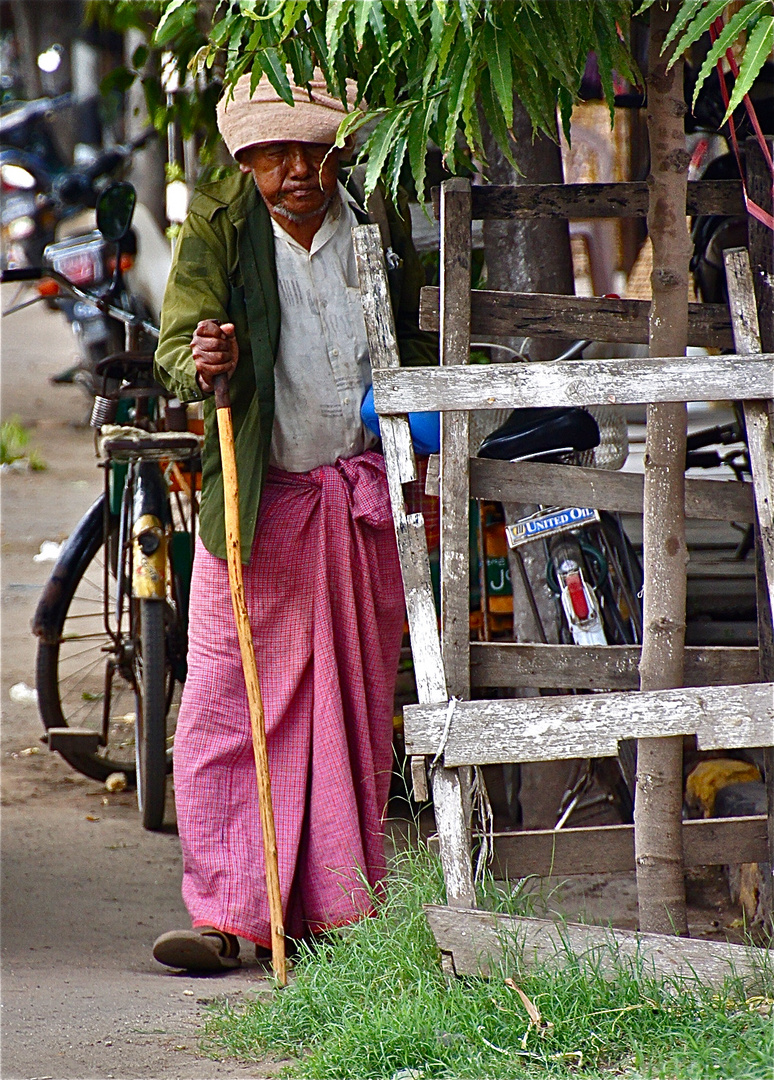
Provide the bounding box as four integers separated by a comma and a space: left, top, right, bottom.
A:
153, 927, 241, 972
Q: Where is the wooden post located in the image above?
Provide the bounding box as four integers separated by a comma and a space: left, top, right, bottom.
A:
634, 1, 689, 936
438, 179, 477, 860
724, 245, 774, 924
352, 224, 475, 909
745, 145, 774, 909
439, 178, 473, 699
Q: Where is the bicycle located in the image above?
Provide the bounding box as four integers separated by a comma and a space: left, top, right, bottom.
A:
3, 182, 199, 830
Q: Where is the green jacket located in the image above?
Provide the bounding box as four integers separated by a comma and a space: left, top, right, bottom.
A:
154, 169, 436, 563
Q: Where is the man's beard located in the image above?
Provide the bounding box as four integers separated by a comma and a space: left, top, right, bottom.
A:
266, 191, 335, 224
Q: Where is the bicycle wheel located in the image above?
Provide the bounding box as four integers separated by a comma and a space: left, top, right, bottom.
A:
35, 496, 182, 787
135, 599, 168, 830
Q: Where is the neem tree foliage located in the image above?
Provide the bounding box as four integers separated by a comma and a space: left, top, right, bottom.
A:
89, 1, 772, 196
89, 0, 638, 191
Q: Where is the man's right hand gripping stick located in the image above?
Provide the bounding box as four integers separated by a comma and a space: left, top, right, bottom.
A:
213, 370, 287, 987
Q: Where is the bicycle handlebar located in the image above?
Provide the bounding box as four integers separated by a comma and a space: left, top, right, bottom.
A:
1, 266, 159, 339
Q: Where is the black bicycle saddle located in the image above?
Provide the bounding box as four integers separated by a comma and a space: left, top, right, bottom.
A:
477, 407, 600, 462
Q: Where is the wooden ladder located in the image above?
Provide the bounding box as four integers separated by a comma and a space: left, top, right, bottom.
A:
353, 173, 774, 983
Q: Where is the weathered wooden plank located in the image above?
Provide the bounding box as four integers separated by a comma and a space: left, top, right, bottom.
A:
403, 683, 774, 765
371, 354, 774, 413
487, 816, 768, 877
424, 904, 767, 988
354, 223, 473, 893
439, 178, 472, 702
424, 456, 755, 523
353, 225, 416, 484
419, 288, 733, 349
723, 244, 774, 902
470, 642, 761, 690
443, 180, 745, 220
725, 251, 774, 642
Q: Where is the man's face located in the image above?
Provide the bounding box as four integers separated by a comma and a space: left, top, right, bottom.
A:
239, 141, 341, 223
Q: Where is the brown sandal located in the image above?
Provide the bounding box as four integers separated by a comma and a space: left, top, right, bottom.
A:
153, 927, 241, 972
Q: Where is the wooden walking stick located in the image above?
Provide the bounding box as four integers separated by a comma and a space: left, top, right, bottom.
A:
213, 370, 287, 987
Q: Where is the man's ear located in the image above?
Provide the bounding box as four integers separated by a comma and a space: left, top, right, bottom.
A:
339, 134, 356, 161
238, 162, 252, 174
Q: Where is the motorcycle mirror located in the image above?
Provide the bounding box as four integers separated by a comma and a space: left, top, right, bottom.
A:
96, 182, 136, 243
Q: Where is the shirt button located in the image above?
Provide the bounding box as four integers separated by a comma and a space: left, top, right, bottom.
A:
343, 397, 350, 404
331, 348, 339, 356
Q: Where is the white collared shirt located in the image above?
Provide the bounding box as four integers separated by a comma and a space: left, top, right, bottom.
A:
269, 183, 376, 473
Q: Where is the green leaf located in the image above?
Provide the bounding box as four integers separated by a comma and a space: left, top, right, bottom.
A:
333, 106, 371, 147
458, 0, 476, 40
593, 7, 619, 125
326, 0, 350, 55
307, 13, 332, 81
634, 0, 658, 12
722, 13, 774, 123
154, 0, 188, 45
666, 0, 729, 69
478, 66, 519, 175
660, 0, 705, 54
260, 45, 295, 105
362, 107, 410, 197
368, 1, 390, 56
407, 98, 436, 203
558, 84, 574, 142
436, 8, 461, 75
442, 32, 474, 154
691, 1, 768, 108
279, 1, 306, 37
385, 130, 409, 205
285, 37, 316, 86
132, 44, 149, 70
481, 19, 513, 129
100, 66, 137, 96
355, 0, 372, 45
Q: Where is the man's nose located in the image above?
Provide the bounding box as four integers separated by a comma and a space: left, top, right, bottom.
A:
287, 146, 316, 178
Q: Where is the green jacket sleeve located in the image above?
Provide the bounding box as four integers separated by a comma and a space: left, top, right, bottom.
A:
154, 208, 239, 403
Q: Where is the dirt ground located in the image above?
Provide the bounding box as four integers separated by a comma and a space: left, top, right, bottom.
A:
1, 289, 285, 1080
0, 287, 750, 1080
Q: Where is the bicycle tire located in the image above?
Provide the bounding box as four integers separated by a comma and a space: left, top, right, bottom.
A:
35, 497, 136, 782
136, 599, 167, 830
35, 495, 182, 788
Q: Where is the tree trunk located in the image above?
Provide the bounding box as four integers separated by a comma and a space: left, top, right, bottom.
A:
634, 2, 690, 936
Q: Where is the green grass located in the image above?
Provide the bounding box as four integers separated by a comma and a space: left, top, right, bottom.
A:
0, 416, 45, 469
204, 844, 773, 1080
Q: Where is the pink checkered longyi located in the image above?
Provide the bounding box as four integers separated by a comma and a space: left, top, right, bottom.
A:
173, 451, 405, 947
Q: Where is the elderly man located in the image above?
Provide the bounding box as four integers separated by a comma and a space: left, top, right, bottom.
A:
151, 70, 434, 972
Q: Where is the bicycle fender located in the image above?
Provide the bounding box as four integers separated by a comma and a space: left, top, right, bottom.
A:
132, 513, 167, 598
32, 496, 106, 644
132, 462, 169, 599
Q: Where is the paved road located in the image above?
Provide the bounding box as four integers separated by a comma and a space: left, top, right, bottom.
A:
1, 289, 278, 1080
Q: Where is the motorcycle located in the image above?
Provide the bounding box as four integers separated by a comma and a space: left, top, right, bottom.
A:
1, 114, 170, 398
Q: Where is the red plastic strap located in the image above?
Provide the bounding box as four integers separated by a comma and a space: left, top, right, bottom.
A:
709, 17, 774, 232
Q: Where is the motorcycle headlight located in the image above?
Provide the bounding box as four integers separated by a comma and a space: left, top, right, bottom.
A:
6, 216, 35, 240
0, 163, 36, 190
